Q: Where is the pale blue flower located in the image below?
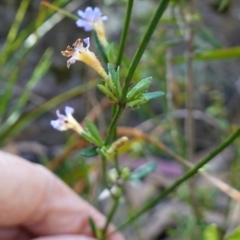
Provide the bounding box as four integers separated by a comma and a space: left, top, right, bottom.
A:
76, 7, 108, 31
51, 106, 83, 133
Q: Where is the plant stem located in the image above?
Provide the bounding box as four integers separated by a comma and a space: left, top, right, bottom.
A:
184, 0, 203, 224
105, 105, 124, 145
115, 0, 134, 69
166, 48, 183, 155
121, 0, 171, 102
101, 155, 109, 189
105, 0, 170, 144
113, 126, 240, 232
102, 197, 120, 239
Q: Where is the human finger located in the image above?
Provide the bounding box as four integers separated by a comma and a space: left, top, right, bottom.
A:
33, 235, 95, 240
0, 151, 124, 240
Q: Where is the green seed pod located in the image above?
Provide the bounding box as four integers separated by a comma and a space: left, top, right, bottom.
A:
97, 84, 119, 102
126, 76, 152, 102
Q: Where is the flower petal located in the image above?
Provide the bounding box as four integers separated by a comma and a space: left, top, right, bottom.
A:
67, 57, 77, 68
65, 106, 74, 117
77, 10, 86, 19
83, 37, 90, 50
101, 16, 108, 22
76, 19, 89, 27
56, 110, 63, 118
51, 119, 62, 131
93, 7, 101, 21
84, 6, 94, 21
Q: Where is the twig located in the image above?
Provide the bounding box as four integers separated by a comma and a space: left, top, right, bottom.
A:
117, 126, 240, 202
113, 126, 240, 232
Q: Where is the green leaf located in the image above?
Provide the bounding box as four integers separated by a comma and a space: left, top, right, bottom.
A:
85, 119, 103, 147
97, 84, 118, 102
196, 27, 222, 49
126, 96, 148, 108
173, 47, 240, 63
203, 224, 219, 240
218, 0, 230, 11
0, 67, 20, 118
93, 30, 108, 64
0, 0, 30, 63
108, 63, 119, 83
225, 226, 240, 240
143, 91, 165, 101
80, 147, 98, 157
130, 161, 157, 180
88, 217, 102, 239
81, 132, 96, 145
108, 64, 121, 99
126, 77, 152, 102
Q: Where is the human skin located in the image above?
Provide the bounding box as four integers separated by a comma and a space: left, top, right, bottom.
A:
0, 151, 125, 240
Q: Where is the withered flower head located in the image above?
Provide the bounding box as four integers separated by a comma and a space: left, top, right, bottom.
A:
61, 37, 108, 80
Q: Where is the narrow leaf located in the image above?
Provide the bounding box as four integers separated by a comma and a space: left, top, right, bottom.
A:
143, 91, 165, 101
130, 161, 157, 180
80, 147, 98, 157
203, 224, 219, 240
126, 96, 148, 108
108, 63, 121, 99
126, 77, 152, 102
88, 217, 102, 239
97, 84, 118, 102
225, 226, 240, 240
85, 119, 103, 147
173, 46, 240, 63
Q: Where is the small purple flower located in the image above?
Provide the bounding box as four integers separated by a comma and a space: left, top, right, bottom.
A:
76, 7, 108, 31
51, 106, 83, 133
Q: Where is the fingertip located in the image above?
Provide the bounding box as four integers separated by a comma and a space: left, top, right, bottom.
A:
32, 235, 96, 240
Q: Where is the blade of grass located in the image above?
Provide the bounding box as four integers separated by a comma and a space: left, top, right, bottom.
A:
0, 79, 99, 145
0, 0, 74, 65
2, 0, 30, 49
41, 1, 78, 21
173, 46, 240, 63
0, 48, 53, 134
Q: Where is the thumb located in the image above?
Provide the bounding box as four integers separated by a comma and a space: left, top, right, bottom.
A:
33, 235, 95, 240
